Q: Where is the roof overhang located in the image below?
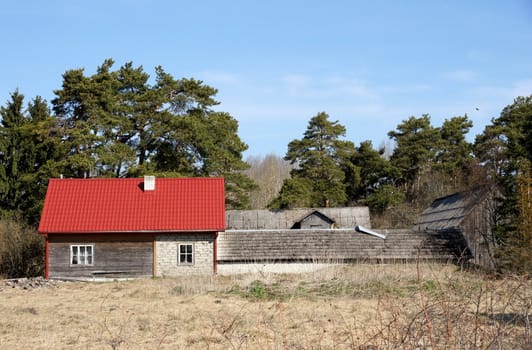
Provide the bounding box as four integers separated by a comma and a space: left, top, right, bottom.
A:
40, 229, 225, 235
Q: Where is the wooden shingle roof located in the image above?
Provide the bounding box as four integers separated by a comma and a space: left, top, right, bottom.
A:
413, 187, 494, 231
218, 229, 469, 263
226, 207, 371, 230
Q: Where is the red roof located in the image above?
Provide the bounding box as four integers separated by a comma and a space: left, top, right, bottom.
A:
38, 177, 226, 234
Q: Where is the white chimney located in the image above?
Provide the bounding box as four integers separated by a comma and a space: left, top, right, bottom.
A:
144, 175, 155, 191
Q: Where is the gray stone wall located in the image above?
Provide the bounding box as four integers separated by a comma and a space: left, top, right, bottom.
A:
155, 233, 215, 276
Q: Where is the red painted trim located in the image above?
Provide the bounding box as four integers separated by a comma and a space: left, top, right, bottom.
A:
38, 229, 224, 235
213, 232, 218, 274
45, 234, 49, 279
153, 235, 157, 277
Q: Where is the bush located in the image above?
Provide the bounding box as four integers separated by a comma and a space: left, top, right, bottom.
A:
0, 218, 44, 278
247, 280, 266, 299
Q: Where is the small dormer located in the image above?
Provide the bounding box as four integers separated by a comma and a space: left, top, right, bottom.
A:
291, 210, 335, 229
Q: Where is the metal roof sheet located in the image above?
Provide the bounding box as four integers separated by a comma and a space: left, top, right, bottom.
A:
38, 177, 225, 233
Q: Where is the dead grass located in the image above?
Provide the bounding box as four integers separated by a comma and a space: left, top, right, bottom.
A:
0, 263, 529, 349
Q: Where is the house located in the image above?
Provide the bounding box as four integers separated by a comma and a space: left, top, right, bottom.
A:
38, 176, 225, 279
413, 186, 499, 269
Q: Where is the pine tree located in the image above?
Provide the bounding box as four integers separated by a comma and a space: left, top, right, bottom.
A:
270, 112, 355, 208
0, 90, 28, 214
52, 59, 255, 208
388, 114, 440, 197
351, 140, 393, 199
436, 115, 473, 173
350, 140, 400, 212
0, 92, 63, 222
478, 95, 532, 273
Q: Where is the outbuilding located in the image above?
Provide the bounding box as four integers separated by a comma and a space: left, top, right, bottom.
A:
38, 176, 225, 279
413, 186, 499, 269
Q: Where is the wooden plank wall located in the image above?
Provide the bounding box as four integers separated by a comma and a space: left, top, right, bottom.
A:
48, 234, 154, 278
461, 197, 497, 268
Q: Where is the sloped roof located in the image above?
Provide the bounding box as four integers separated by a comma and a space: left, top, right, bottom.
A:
294, 210, 335, 225
38, 177, 225, 234
413, 186, 494, 231
226, 207, 371, 230
218, 228, 470, 262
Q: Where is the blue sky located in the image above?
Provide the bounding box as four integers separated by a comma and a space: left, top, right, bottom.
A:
1, 1, 532, 157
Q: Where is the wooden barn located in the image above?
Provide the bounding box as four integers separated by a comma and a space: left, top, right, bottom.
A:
217, 228, 469, 274
38, 176, 225, 279
413, 186, 499, 269
220, 207, 470, 274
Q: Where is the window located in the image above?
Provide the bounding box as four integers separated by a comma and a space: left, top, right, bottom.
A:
71, 245, 93, 265
178, 243, 194, 265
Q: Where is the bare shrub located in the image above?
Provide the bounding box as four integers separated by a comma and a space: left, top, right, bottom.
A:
0, 218, 44, 278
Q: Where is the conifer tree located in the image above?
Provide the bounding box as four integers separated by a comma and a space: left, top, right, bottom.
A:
388, 115, 440, 191
476, 95, 532, 272
51, 59, 255, 208
0, 90, 27, 214
0, 92, 62, 222
270, 112, 355, 208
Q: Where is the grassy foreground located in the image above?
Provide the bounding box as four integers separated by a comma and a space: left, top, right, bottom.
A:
0, 263, 530, 349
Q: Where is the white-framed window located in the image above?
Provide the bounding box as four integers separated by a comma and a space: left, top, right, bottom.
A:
178, 243, 194, 265
70, 244, 94, 265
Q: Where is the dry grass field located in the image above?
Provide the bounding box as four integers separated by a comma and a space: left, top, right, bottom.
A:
0, 263, 530, 349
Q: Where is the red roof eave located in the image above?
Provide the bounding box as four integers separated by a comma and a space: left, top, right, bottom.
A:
39, 228, 225, 235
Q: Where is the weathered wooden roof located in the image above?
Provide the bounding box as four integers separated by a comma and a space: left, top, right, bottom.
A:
226, 207, 371, 230
413, 187, 494, 231
294, 210, 335, 225
217, 228, 469, 263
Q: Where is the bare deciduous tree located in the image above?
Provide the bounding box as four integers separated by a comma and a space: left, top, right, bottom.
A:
245, 154, 292, 209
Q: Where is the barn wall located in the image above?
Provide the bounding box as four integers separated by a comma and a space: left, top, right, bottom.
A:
461, 197, 497, 269
300, 213, 333, 229
48, 234, 154, 278
413, 186, 499, 270
155, 233, 215, 276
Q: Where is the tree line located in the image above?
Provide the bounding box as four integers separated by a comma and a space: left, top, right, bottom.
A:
261, 99, 531, 273
267, 111, 479, 211
0, 58, 530, 275
0, 59, 256, 225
